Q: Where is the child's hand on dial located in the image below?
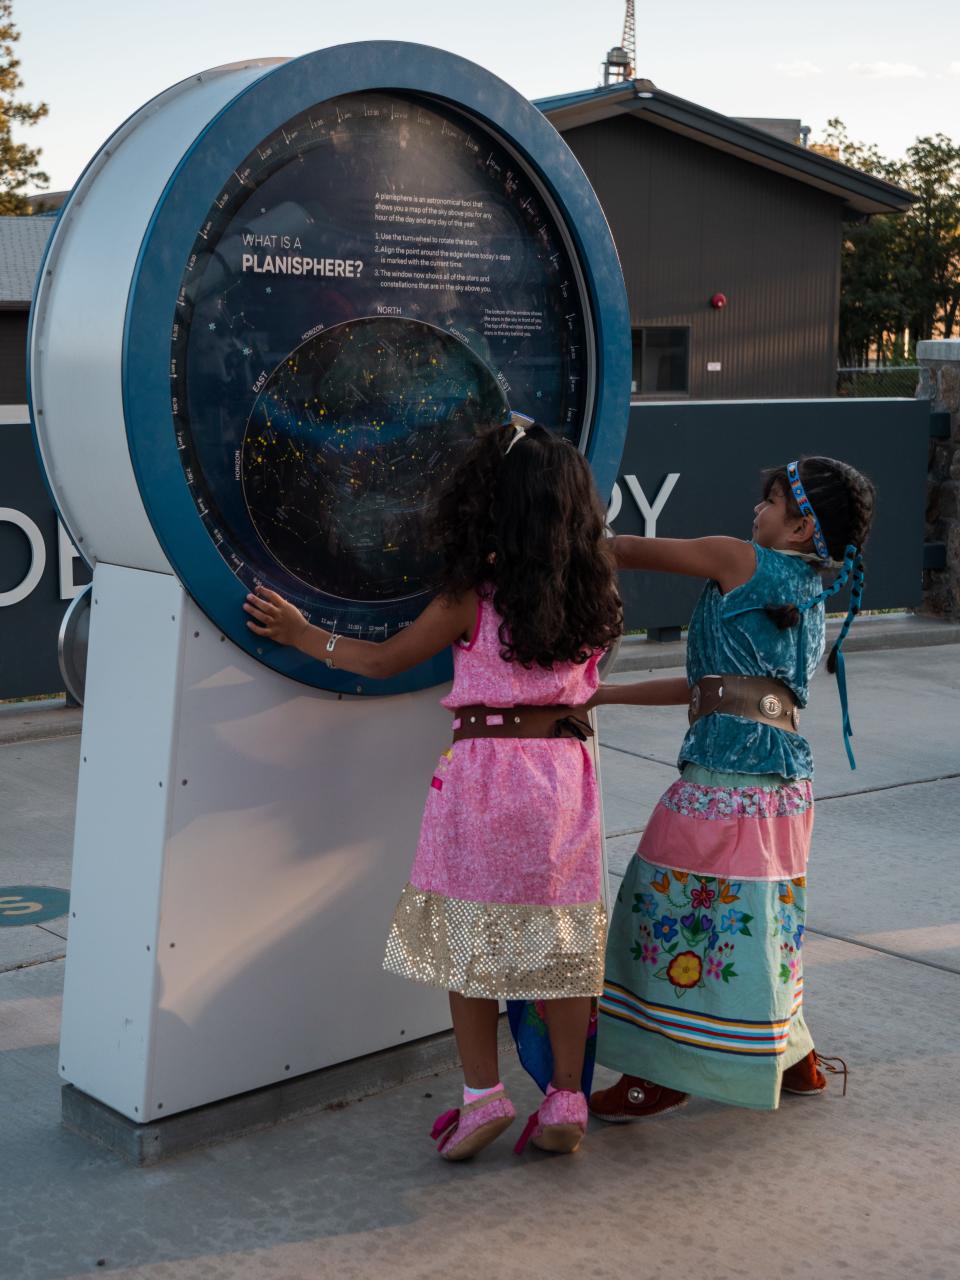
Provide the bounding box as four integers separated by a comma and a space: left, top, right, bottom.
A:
243, 587, 309, 647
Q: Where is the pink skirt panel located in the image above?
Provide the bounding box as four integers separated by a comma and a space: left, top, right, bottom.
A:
637, 801, 813, 883
409, 738, 602, 907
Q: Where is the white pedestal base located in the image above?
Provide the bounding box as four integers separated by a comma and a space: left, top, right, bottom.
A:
59, 564, 451, 1121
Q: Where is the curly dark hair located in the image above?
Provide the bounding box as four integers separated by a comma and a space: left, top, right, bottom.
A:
762, 455, 877, 634
431, 423, 623, 666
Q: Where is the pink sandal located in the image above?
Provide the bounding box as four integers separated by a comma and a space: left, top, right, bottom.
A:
430, 1090, 516, 1161
514, 1087, 588, 1155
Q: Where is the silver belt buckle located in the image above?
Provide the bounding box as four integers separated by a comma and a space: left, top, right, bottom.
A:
759, 693, 783, 719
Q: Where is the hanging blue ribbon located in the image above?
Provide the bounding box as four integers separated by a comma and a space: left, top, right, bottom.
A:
829, 549, 864, 769
834, 646, 856, 769
798, 544, 863, 768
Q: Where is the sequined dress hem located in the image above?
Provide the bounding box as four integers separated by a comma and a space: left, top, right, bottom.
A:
384, 883, 607, 1000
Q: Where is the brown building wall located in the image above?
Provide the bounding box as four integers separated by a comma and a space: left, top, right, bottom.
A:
0, 310, 29, 403
562, 115, 843, 399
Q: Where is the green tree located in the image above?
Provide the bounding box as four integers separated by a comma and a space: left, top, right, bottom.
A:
0, 0, 47, 214
901, 134, 960, 343
820, 119, 960, 363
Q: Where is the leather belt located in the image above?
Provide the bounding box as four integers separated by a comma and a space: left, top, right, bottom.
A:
688, 675, 800, 733
452, 704, 594, 743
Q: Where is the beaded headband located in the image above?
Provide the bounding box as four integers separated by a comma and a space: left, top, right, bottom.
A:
786, 461, 830, 561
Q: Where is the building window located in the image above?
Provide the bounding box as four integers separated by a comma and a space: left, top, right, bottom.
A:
631, 328, 690, 396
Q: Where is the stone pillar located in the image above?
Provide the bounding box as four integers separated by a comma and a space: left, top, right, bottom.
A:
917, 339, 960, 619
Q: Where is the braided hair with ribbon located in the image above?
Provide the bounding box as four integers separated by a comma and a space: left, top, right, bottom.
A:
763, 457, 876, 769
798, 541, 865, 768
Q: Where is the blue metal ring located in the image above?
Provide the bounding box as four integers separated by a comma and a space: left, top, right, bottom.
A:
123, 42, 630, 694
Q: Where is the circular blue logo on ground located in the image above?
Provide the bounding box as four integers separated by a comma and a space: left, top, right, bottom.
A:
0, 885, 70, 927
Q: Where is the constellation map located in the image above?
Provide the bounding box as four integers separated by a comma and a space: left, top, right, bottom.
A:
242, 317, 506, 600
170, 89, 592, 637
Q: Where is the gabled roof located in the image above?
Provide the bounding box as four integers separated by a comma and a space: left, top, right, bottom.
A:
0, 215, 56, 306
535, 82, 915, 216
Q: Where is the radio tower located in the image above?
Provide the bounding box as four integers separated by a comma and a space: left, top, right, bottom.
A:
621, 0, 636, 78
603, 1, 636, 84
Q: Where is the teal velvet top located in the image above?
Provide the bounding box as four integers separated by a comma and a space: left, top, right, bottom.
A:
679, 543, 826, 781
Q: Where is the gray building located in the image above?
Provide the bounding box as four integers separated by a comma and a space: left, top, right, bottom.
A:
537, 81, 914, 400
0, 215, 55, 405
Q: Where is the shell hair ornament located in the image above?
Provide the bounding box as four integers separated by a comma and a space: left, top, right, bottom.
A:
504, 411, 536, 455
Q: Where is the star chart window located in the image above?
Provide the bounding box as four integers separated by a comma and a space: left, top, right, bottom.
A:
169, 91, 593, 635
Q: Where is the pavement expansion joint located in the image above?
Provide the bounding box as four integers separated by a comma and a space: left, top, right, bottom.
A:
36, 923, 68, 941
818, 771, 960, 803
598, 742, 677, 768
806, 927, 960, 976
0, 950, 66, 975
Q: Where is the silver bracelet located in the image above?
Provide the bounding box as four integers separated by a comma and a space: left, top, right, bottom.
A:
323, 632, 340, 669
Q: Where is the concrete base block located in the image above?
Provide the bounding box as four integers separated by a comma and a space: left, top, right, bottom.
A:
61, 1019, 509, 1165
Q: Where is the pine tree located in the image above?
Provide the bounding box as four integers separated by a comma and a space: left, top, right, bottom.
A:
0, 0, 48, 215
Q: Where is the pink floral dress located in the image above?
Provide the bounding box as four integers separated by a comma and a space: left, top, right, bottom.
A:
383, 595, 606, 1000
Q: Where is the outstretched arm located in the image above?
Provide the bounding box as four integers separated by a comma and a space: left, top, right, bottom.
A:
244, 587, 477, 679
588, 677, 689, 708
610, 534, 755, 594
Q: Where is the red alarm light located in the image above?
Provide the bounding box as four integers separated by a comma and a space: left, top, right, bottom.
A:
711, 293, 727, 309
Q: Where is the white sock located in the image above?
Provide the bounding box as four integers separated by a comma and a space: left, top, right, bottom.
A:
463, 1081, 503, 1105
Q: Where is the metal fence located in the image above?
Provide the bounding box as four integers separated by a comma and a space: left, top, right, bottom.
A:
836, 367, 920, 398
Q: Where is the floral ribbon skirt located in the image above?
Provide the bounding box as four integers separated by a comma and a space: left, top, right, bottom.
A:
597, 766, 815, 1110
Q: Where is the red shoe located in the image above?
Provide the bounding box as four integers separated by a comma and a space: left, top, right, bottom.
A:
589, 1074, 688, 1123
781, 1051, 849, 1097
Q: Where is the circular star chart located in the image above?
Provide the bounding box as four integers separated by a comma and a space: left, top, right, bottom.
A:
169, 88, 593, 643
241, 317, 508, 603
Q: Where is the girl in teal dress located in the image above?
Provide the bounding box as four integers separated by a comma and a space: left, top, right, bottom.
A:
590, 456, 876, 1118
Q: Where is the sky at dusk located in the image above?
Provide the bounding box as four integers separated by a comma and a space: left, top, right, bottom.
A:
16, 0, 960, 193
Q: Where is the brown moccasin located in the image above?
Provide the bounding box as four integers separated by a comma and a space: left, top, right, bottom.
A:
589, 1074, 688, 1123
782, 1050, 848, 1097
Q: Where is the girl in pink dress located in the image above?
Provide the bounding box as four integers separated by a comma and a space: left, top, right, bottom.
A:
244, 422, 622, 1161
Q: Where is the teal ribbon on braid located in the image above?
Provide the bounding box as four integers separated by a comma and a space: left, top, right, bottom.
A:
800, 542, 864, 769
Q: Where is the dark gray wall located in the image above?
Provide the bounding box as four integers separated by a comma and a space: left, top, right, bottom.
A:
564, 116, 844, 400
1, 399, 930, 697
0, 422, 91, 698
0, 310, 28, 403
611, 398, 930, 633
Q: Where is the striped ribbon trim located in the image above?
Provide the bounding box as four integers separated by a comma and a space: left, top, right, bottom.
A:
600, 979, 804, 1058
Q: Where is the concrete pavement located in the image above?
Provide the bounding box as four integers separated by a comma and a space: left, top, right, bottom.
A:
1, 641, 959, 1278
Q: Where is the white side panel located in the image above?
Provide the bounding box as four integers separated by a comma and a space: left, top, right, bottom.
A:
30, 60, 283, 572
144, 596, 451, 1117
59, 564, 187, 1118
